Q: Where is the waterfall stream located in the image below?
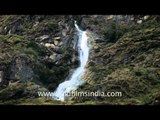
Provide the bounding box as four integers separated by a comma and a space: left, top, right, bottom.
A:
53, 21, 89, 101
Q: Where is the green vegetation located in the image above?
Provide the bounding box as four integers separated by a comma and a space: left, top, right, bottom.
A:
0, 15, 160, 105
0, 81, 63, 105
75, 16, 160, 105
0, 15, 76, 104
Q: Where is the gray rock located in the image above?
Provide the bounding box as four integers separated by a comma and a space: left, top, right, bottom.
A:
137, 20, 142, 24
54, 37, 61, 40
58, 41, 63, 46
144, 16, 149, 20
11, 23, 24, 34
107, 15, 114, 20
49, 54, 63, 63
54, 40, 59, 46
49, 54, 56, 61
44, 43, 55, 48
62, 30, 67, 36
39, 35, 50, 41
0, 71, 4, 83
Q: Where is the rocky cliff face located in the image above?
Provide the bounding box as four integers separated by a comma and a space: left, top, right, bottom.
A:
0, 15, 79, 104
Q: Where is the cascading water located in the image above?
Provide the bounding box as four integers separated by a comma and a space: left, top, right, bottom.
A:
53, 21, 89, 101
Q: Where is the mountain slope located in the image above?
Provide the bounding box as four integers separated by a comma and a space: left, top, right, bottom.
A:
74, 15, 160, 105
0, 15, 160, 105
0, 15, 77, 104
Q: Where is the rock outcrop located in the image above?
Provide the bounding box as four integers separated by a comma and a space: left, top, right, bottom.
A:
7, 54, 34, 82
0, 15, 79, 104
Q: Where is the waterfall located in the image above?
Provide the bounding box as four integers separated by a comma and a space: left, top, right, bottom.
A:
53, 21, 89, 101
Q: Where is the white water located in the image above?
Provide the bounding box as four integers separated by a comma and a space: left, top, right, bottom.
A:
53, 21, 89, 101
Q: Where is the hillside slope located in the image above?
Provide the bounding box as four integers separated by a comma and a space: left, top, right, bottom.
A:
74, 15, 160, 105
0, 15, 160, 105
0, 15, 77, 104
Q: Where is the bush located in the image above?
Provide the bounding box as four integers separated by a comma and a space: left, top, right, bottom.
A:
27, 41, 47, 56
134, 68, 147, 76
22, 48, 38, 57
104, 30, 116, 42
103, 22, 128, 43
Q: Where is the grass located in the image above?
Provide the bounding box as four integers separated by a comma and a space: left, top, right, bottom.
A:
74, 16, 160, 104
